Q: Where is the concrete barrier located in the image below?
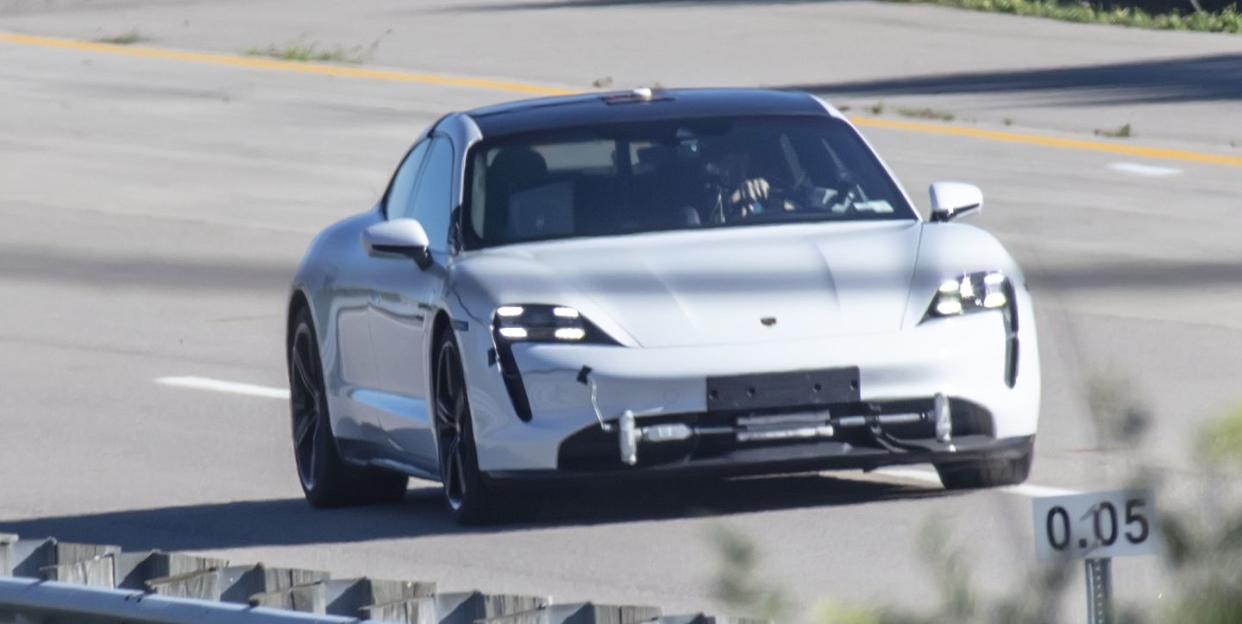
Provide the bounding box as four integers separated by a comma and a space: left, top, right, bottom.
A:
359, 590, 550, 624
5, 538, 121, 587
250, 577, 436, 617
479, 602, 661, 624
116, 550, 228, 590
147, 564, 331, 603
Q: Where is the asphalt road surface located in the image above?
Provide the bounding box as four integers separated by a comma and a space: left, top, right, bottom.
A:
2, 2, 1241, 621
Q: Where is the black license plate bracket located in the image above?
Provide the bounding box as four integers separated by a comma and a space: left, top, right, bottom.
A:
706, 367, 860, 412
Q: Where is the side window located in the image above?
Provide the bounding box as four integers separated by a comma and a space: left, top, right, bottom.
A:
385, 140, 430, 220
409, 138, 455, 252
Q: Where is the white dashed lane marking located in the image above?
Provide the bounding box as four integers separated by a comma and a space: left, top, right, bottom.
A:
155, 376, 289, 399
1108, 162, 1183, 177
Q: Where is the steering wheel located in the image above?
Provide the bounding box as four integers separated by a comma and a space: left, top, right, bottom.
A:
725, 177, 803, 222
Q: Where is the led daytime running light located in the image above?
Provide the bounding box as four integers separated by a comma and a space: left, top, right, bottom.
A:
928, 271, 1010, 319
493, 304, 596, 343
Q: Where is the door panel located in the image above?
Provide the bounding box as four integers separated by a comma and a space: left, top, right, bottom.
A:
362, 136, 456, 472
324, 139, 434, 465
315, 212, 389, 452
365, 277, 438, 468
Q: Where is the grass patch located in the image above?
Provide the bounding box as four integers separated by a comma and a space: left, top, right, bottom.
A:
1200, 406, 1242, 465
889, 0, 1242, 34
95, 30, 147, 45
245, 39, 367, 64
866, 101, 885, 115
1094, 122, 1134, 138
896, 106, 956, 121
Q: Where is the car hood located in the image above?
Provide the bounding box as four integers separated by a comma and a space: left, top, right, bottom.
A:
456, 221, 924, 348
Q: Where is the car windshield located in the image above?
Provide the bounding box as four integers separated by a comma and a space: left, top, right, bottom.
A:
464, 115, 916, 248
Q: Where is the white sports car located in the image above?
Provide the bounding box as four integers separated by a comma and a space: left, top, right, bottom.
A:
286, 88, 1040, 523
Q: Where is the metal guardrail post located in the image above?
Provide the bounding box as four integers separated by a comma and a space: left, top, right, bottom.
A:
1084, 558, 1112, 624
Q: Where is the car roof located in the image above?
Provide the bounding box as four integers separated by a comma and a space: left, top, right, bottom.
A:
463, 88, 829, 138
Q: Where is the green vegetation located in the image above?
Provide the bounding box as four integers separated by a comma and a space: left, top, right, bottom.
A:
1095, 123, 1134, 138
708, 526, 789, 622
95, 30, 148, 45
1199, 405, 1242, 465
891, 0, 1242, 34
896, 107, 956, 122
245, 39, 367, 64
859, 103, 957, 122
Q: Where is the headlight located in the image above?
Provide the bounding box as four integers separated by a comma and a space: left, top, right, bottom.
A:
924, 271, 1010, 320
492, 304, 620, 345
489, 304, 619, 423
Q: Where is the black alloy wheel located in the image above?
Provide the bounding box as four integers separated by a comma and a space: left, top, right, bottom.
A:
433, 332, 496, 524
289, 307, 407, 507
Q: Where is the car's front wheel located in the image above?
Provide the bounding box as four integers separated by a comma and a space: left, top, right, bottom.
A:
289, 308, 408, 507
934, 446, 1033, 490
433, 330, 498, 525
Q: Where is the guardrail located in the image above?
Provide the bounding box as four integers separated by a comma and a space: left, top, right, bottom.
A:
0, 533, 750, 624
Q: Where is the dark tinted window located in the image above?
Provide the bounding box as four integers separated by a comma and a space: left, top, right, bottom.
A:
385, 140, 430, 220
465, 116, 914, 248
409, 138, 455, 252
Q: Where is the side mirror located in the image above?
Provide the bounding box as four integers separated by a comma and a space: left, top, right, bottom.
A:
363, 218, 432, 269
929, 182, 983, 223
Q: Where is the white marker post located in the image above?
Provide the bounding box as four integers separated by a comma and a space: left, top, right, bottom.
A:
1032, 489, 1160, 624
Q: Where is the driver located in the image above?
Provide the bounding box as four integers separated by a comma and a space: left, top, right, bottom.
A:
700, 133, 848, 223
722, 150, 798, 219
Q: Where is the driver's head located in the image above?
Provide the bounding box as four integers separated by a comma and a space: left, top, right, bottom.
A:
741, 134, 792, 187
700, 131, 790, 186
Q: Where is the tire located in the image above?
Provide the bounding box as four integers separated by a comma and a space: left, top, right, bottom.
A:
289, 307, 407, 508
433, 330, 498, 525
935, 446, 1033, 490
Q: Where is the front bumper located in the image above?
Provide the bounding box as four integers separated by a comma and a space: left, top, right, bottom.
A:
488, 434, 1035, 482
463, 309, 1040, 475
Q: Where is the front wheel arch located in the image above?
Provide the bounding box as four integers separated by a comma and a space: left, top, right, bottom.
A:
286, 288, 313, 359
430, 322, 498, 524
427, 308, 454, 474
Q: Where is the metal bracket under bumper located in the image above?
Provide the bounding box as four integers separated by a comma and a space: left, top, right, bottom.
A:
608, 392, 957, 466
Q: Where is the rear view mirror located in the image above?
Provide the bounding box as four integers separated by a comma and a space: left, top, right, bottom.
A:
929, 182, 983, 223
362, 218, 432, 269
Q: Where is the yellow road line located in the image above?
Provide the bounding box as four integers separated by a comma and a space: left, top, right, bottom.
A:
850, 117, 1242, 169
3, 31, 1241, 169
0, 31, 575, 97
